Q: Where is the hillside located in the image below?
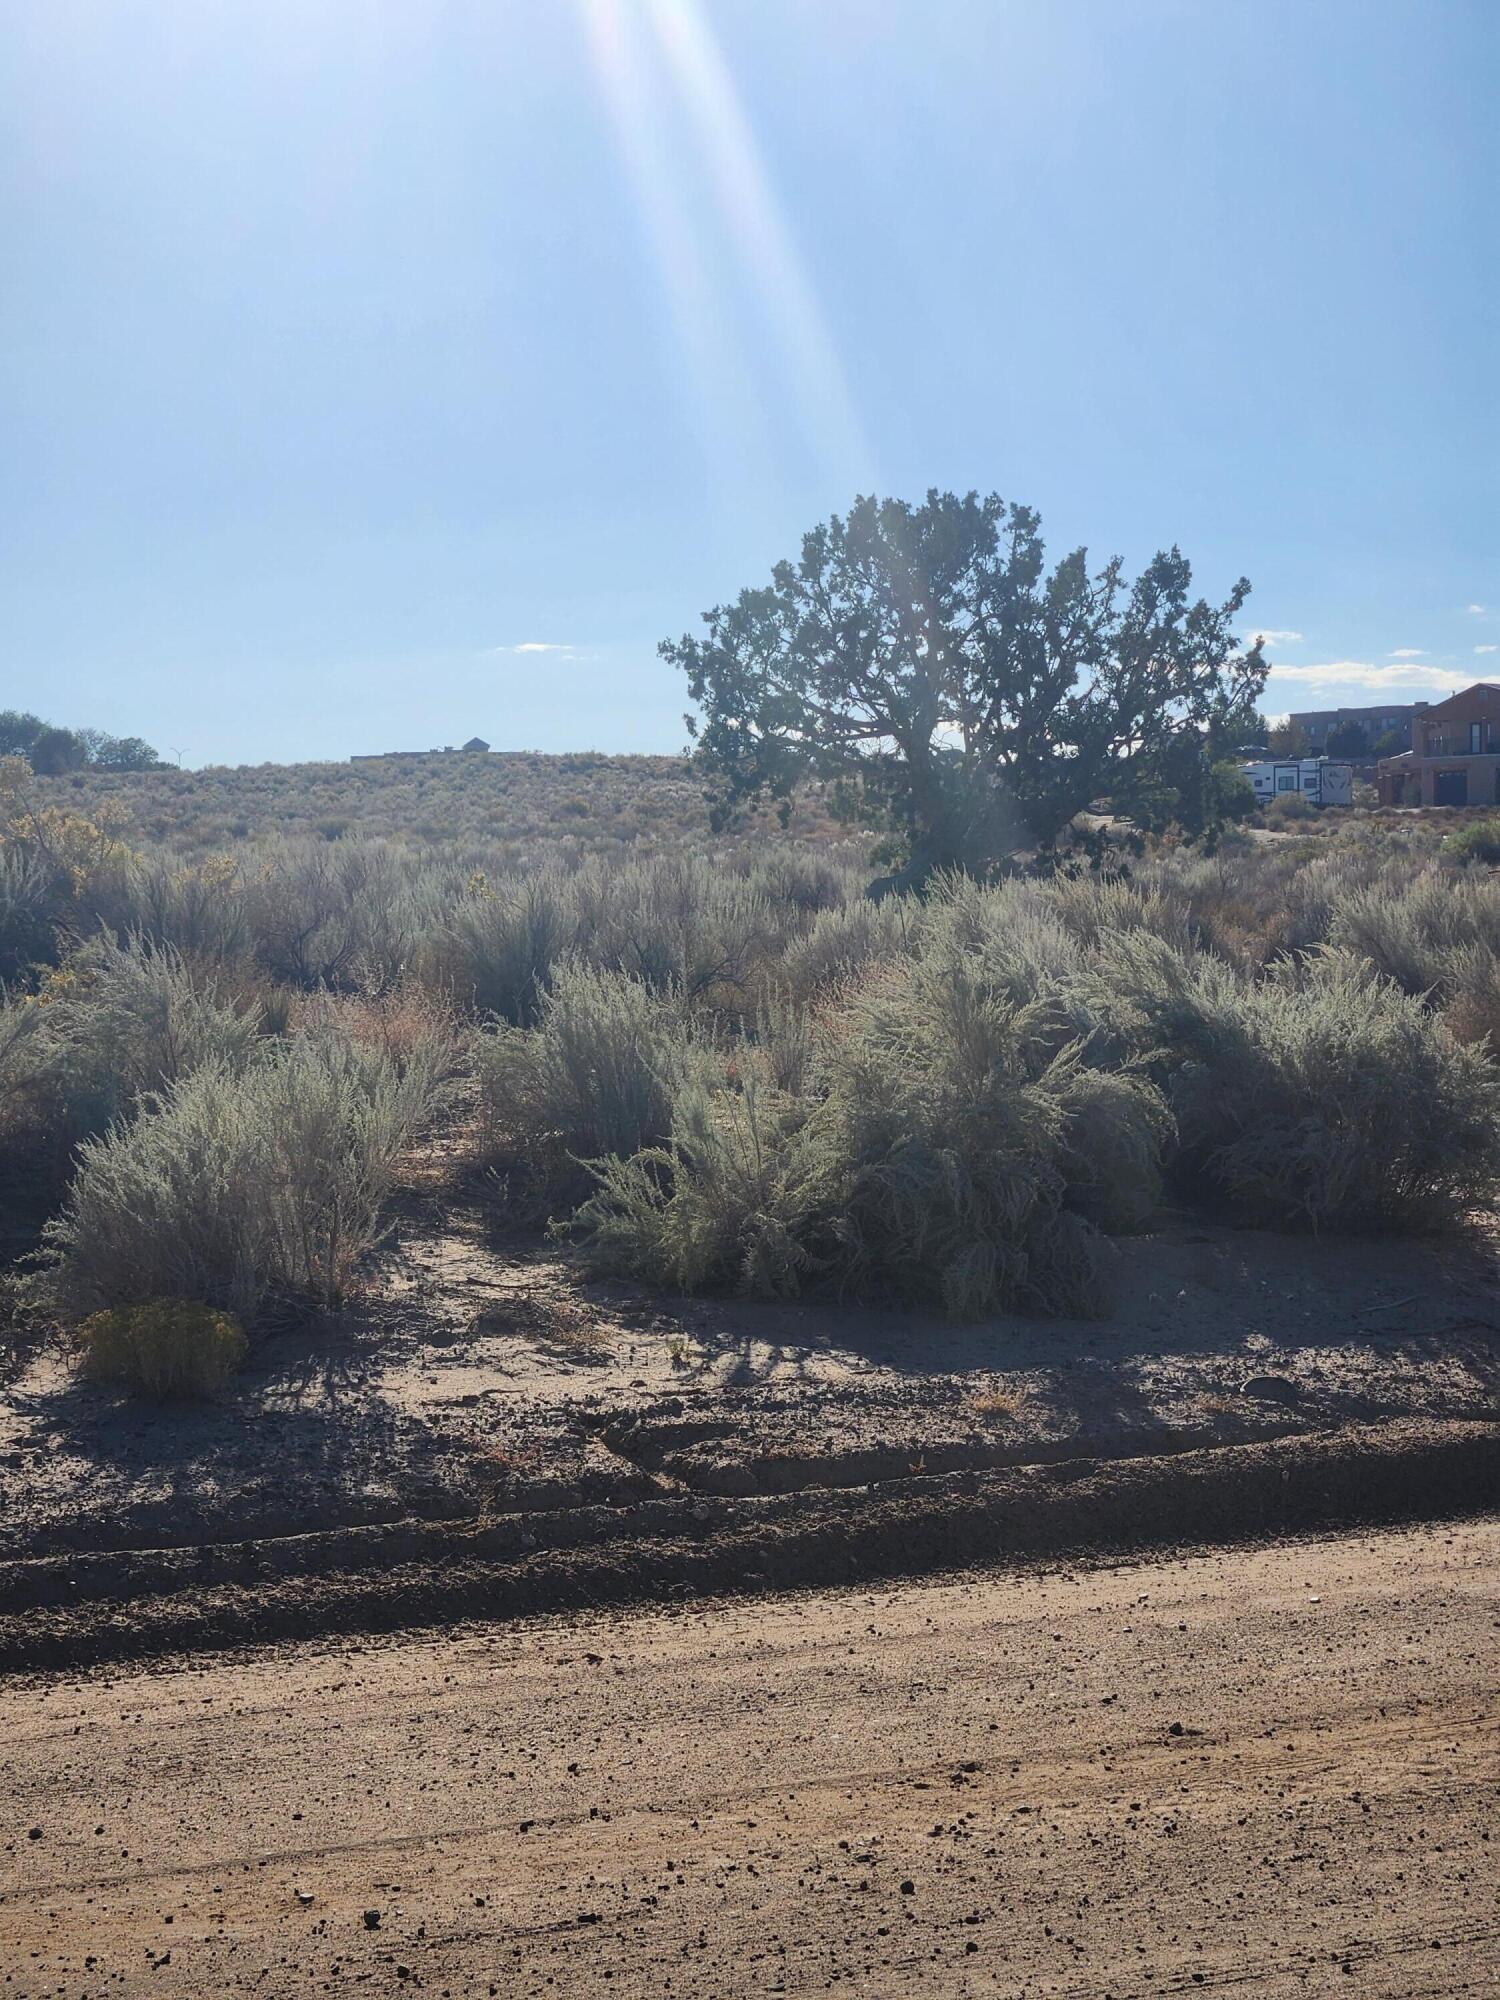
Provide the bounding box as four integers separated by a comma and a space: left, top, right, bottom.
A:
44, 750, 855, 858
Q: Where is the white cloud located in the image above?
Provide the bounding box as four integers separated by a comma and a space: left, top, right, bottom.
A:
504, 641, 577, 655
1468, 604, 1488, 616
1477, 644, 1499, 656
1241, 628, 1302, 647
1388, 648, 1426, 659
1265, 660, 1459, 694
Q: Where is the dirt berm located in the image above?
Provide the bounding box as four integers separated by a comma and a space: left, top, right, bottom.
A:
0, 1416, 1494, 1674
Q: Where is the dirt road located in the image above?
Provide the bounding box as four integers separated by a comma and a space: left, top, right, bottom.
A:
2, 1522, 1496, 1997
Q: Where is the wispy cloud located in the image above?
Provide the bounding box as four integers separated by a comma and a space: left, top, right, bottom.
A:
496, 642, 580, 657
1388, 648, 1426, 659
1242, 628, 1302, 647
1468, 604, 1488, 616
1266, 661, 1460, 694
1477, 644, 1499, 656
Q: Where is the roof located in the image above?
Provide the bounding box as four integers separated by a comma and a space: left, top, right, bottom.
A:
1414, 682, 1500, 720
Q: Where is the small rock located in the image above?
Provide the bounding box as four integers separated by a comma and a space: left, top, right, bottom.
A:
899, 1880, 915, 1896
363, 1909, 382, 1930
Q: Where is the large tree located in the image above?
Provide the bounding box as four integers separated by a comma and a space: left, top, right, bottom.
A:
1325, 719, 1371, 759
665, 490, 1267, 876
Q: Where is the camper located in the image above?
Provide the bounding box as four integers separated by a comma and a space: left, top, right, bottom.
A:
1241, 757, 1353, 807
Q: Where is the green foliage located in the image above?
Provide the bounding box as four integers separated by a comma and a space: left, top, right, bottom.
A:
44, 1027, 446, 1319
570, 915, 1173, 1319
1206, 759, 1257, 827
39, 934, 262, 1137
0, 712, 159, 772
1085, 932, 1500, 1230
446, 865, 580, 1023
1439, 819, 1500, 866
25, 726, 87, 775
77, 1299, 246, 1399
665, 488, 1266, 870
1263, 791, 1315, 827
1325, 720, 1371, 758
6, 775, 1500, 1342
0, 712, 49, 760
477, 962, 692, 1203
571, 1075, 830, 1299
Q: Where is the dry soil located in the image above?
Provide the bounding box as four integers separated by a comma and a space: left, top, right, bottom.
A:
2, 1518, 1495, 1997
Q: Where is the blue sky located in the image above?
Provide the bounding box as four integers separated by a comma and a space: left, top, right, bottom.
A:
2, 0, 1495, 766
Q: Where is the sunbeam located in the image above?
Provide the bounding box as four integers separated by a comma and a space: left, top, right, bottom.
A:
580, 0, 872, 486
577, 0, 766, 480
640, 0, 873, 480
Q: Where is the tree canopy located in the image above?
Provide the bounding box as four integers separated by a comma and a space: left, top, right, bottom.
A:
0, 710, 160, 774
1325, 720, 1371, 759
664, 490, 1267, 876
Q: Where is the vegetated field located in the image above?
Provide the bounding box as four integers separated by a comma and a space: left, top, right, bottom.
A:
1, 750, 1499, 1659
52, 748, 851, 856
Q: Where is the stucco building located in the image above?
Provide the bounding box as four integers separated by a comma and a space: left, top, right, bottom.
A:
1376, 684, 1500, 806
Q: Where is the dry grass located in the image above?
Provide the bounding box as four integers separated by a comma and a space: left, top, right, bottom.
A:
967, 1383, 1030, 1425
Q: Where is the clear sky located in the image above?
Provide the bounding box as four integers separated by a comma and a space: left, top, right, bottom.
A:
2, 0, 1495, 766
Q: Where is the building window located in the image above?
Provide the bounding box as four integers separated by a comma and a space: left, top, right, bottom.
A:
1471, 722, 1484, 753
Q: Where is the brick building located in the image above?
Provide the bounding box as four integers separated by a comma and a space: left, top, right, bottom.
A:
1376, 684, 1500, 806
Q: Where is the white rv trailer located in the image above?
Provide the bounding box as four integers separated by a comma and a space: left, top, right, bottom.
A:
1240, 757, 1353, 807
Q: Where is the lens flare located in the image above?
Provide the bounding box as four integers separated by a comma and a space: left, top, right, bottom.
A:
579, 0, 872, 484
577, 0, 759, 473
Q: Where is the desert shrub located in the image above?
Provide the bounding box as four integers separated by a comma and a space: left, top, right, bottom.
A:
241, 839, 431, 989
1087, 932, 1500, 1230
812, 954, 1168, 1313
750, 990, 819, 1097
738, 848, 856, 915
0, 999, 50, 1111
1440, 819, 1500, 865
476, 961, 693, 1202
1039, 869, 1192, 952
258, 1028, 445, 1304
1325, 869, 1500, 1048
0, 755, 133, 972
571, 943, 1172, 1318
1326, 871, 1500, 995
41, 934, 262, 1134
574, 854, 776, 998
0, 846, 56, 980
1436, 944, 1500, 1050
442, 866, 579, 1023
570, 1077, 831, 1298
779, 894, 915, 998
1262, 792, 1315, 828
46, 1060, 276, 1317
77, 1299, 246, 1398
293, 975, 468, 1079
126, 851, 251, 961
44, 1026, 444, 1318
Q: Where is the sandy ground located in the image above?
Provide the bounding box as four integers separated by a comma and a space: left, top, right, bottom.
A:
3, 1171, 1497, 1560
1, 1519, 1495, 1998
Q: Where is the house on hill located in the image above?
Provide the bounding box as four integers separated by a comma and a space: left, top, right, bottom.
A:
1376, 683, 1500, 806
351, 738, 491, 762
